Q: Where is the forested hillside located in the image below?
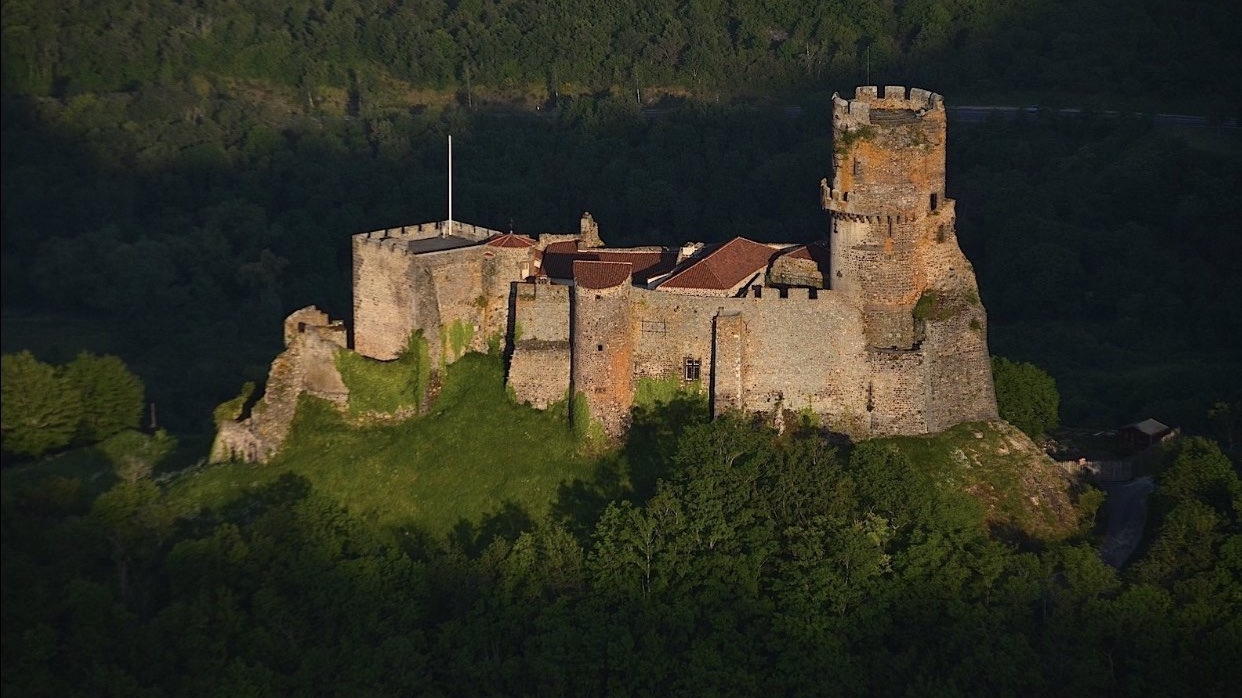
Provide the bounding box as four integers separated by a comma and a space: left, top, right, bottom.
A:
4, 0, 1240, 115
4, 372, 1240, 695
3, 3, 1241, 690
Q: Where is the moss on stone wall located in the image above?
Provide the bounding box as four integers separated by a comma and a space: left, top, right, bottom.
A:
440, 319, 475, 365
213, 381, 256, 425
913, 289, 977, 322
633, 375, 704, 411
335, 331, 430, 416
833, 125, 877, 156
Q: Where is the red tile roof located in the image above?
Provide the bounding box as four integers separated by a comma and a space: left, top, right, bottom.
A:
656, 237, 782, 290
486, 233, 536, 248
542, 247, 677, 282
777, 241, 831, 273
543, 240, 581, 255
573, 260, 632, 289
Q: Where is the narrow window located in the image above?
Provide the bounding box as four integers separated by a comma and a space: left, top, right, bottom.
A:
852, 159, 862, 176
597, 344, 604, 352
930, 192, 939, 211
684, 357, 701, 382
753, 286, 762, 298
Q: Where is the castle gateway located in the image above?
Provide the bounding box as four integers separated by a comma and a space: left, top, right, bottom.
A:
351, 86, 998, 438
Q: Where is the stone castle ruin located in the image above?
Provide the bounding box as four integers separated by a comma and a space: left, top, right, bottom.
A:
214, 86, 998, 462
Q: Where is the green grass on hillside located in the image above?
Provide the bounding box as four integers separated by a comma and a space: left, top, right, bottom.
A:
879, 421, 1081, 542
164, 353, 596, 538
335, 332, 431, 416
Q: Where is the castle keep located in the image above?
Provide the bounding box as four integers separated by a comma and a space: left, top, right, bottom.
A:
214, 86, 998, 462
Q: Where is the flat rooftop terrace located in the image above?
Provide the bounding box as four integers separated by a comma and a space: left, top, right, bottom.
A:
405, 235, 480, 254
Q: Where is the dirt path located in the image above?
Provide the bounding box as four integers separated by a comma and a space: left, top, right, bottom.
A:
1098, 475, 1156, 568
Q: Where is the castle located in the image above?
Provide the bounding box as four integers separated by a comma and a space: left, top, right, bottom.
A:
213, 86, 998, 463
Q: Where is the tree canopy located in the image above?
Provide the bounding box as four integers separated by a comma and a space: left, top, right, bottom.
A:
993, 355, 1060, 438
1, 351, 145, 459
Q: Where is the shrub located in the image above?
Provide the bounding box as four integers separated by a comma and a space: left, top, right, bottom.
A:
992, 356, 1060, 438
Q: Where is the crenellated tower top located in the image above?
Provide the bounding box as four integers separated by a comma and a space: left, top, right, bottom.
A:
824, 86, 948, 219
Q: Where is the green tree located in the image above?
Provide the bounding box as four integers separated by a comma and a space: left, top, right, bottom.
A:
97, 429, 176, 483
1, 351, 81, 457
992, 356, 1060, 438
63, 352, 145, 443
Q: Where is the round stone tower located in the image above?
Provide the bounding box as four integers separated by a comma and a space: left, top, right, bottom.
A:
823, 85, 952, 349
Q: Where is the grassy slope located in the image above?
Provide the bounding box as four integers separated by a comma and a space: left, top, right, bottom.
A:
163, 353, 595, 538
5, 353, 1077, 546
881, 420, 1081, 542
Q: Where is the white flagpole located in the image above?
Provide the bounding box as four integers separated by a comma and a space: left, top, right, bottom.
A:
447, 135, 453, 236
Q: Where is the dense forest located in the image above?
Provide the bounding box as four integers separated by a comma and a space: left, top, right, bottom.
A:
3, 0, 1241, 115
3, 1, 1242, 694
4, 384, 1240, 695
3, 0, 1240, 433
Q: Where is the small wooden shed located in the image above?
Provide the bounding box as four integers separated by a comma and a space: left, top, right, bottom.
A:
1119, 418, 1174, 450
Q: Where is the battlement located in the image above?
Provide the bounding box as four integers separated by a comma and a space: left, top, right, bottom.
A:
739, 286, 828, 301
355, 220, 505, 246
832, 86, 944, 129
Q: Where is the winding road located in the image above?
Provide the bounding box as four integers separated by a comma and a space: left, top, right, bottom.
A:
948, 105, 1238, 130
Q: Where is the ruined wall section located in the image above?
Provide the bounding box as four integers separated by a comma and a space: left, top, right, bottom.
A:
508, 282, 572, 409
572, 284, 637, 435
211, 307, 349, 463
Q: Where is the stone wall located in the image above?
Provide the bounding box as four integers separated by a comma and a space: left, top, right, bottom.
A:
572, 283, 637, 435
575, 288, 873, 438
866, 348, 929, 435
352, 221, 526, 364
924, 305, 1000, 431
211, 307, 349, 463
352, 234, 419, 360
508, 282, 571, 409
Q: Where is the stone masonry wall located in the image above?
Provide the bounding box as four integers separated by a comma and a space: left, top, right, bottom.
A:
866, 348, 929, 435
572, 283, 638, 435
352, 234, 419, 360
352, 222, 508, 361
923, 305, 1000, 431
616, 289, 873, 438
508, 282, 571, 409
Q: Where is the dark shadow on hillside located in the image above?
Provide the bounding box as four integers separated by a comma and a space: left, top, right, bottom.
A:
445, 500, 534, 557
173, 471, 315, 539
551, 393, 709, 538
